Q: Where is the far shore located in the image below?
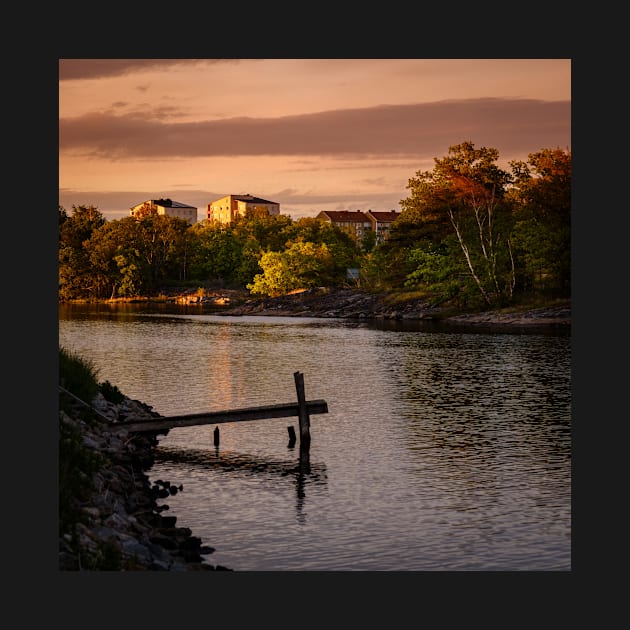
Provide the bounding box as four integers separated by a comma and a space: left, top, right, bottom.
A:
60, 287, 571, 330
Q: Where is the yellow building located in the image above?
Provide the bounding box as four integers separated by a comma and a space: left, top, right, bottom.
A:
207, 194, 280, 224
130, 198, 197, 224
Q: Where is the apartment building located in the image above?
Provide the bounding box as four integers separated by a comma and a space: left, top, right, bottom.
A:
315, 210, 373, 244
365, 210, 401, 243
207, 194, 280, 224
130, 199, 197, 224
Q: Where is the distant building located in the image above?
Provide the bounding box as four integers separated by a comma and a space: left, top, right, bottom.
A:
207, 194, 280, 224
130, 198, 197, 224
315, 210, 373, 245
365, 210, 401, 244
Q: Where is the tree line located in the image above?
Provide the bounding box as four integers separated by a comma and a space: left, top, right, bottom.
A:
59, 142, 571, 309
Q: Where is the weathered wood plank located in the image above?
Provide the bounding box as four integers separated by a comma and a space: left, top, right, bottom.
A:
104, 399, 329, 433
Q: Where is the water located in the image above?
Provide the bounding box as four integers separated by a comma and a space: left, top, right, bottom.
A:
59, 303, 571, 571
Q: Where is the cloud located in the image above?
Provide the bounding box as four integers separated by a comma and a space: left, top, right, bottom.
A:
59, 58, 238, 81
59, 97, 570, 161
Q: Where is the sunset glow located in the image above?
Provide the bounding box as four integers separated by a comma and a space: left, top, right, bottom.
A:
59, 59, 571, 221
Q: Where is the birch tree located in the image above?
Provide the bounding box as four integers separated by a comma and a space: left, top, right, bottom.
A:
402, 142, 515, 307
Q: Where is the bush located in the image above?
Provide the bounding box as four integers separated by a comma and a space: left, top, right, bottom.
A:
100, 380, 126, 404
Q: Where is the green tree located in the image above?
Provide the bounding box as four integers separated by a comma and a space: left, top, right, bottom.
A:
187, 221, 244, 286
131, 214, 190, 290
85, 218, 149, 298
232, 213, 295, 252
402, 241, 471, 305
400, 142, 515, 307
58, 205, 107, 300
508, 148, 571, 295
247, 241, 335, 297
359, 248, 389, 290
228, 214, 299, 286
377, 189, 454, 288
290, 217, 359, 280
361, 228, 377, 253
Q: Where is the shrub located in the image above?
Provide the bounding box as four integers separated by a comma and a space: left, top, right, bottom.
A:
100, 380, 126, 404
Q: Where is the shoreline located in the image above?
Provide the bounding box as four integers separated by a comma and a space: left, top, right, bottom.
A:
59, 391, 232, 571
60, 287, 571, 330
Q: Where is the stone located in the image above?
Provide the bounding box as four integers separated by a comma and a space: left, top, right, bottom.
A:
59, 391, 228, 571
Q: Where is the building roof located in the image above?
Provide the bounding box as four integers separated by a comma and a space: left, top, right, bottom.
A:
366, 210, 401, 223
151, 198, 196, 209
317, 210, 370, 222
213, 194, 278, 205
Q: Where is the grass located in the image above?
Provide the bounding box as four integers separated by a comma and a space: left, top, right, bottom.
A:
59, 345, 100, 403
58, 345, 130, 570
488, 295, 571, 314
382, 288, 434, 304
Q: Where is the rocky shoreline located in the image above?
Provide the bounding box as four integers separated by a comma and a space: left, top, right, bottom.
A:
213, 287, 571, 329
74, 286, 571, 330
59, 391, 232, 571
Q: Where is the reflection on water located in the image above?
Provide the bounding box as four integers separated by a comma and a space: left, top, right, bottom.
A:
59, 304, 571, 571
155, 444, 324, 526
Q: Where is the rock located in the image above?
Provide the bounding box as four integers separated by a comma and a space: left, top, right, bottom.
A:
59, 391, 232, 571
218, 287, 570, 328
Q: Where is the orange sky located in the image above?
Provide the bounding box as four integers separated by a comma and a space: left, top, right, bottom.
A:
59, 59, 571, 222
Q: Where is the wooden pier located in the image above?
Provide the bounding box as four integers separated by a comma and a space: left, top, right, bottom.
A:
101, 371, 327, 448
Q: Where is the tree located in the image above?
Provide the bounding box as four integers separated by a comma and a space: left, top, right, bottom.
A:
130, 214, 190, 290
400, 142, 515, 307
187, 221, 244, 286
291, 217, 359, 279
85, 218, 149, 298
247, 241, 334, 297
58, 205, 107, 300
232, 213, 295, 252
508, 148, 571, 295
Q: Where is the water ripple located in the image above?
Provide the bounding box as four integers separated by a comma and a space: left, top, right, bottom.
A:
60, 307, 571, 571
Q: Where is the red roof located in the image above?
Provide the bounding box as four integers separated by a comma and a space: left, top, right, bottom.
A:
367, 210, 400, 223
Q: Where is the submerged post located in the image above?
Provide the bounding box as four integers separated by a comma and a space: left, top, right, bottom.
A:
293, 371, 311, 448
287, 425, 296, 447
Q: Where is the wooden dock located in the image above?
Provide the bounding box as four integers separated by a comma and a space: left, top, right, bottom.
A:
101, 372, 326, 448
104, 399, 328, 434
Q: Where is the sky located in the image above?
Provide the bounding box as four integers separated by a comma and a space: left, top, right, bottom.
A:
59, 58, 571, 222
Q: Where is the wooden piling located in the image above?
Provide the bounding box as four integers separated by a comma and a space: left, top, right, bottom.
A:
287, 425, 296, 447
294, 371, 311, 448
213, 426, 220, 447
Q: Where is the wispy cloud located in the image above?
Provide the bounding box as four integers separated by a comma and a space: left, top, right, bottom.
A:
59, 58, 238, 81
60, 98, 570, 160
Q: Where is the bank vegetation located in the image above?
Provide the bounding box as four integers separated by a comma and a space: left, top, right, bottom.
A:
59, 143, 570, 313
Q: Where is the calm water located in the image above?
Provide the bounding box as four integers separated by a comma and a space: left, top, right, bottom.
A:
59, 303, 571, 571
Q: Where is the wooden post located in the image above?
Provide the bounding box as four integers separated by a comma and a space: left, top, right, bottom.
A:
213, 426, 220, 447
299, 440, 310, 473
294, 371, 311, 448
287, 425, 296, 447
